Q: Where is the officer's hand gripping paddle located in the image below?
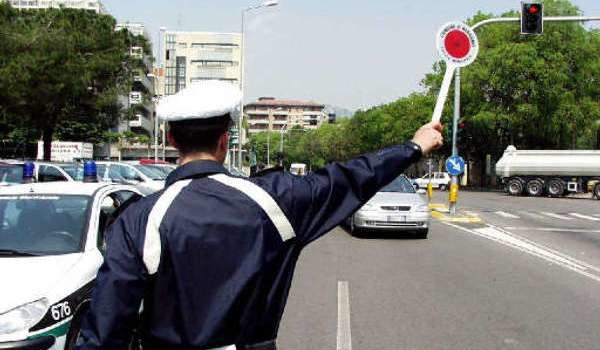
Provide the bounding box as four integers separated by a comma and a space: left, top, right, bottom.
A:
431, 22, 479, 123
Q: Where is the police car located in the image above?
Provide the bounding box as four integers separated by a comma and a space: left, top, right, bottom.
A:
0, 164, 143, 350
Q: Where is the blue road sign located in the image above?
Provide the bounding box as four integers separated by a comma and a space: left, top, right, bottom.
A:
446, 156, 466, 176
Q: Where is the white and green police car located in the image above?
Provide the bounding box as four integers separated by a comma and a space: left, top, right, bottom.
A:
0, 180, 143, 350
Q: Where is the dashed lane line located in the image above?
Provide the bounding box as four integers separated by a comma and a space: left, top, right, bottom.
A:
521, 212, 545, 220
569, 213, 600, 221
495, 211, 520, 219
337, 281, 352, 350
540, 212, 573, 220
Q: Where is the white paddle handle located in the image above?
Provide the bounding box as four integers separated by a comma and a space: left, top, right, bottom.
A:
431, 66, 456, 123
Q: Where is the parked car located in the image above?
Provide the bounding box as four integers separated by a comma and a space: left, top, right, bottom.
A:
346, 175, 431, 238
96, 162, 165, 194
0, 181, 143, 350
146, 164, 177, 177
0, 162, 81, 184
413, 172, 451, 191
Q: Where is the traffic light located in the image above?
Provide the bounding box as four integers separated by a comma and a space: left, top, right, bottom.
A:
521, 2, 543, 35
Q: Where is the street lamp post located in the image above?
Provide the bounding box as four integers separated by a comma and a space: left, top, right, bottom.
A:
239, 0, 279, 171
147, 73, 159, 162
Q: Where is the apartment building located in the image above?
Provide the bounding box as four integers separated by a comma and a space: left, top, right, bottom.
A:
5, 0, 107, 13
115, 22, 155, 137
245, 97, 327, 135
159, 30, 242, 95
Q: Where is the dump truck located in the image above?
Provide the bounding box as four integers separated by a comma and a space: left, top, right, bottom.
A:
495, 146, 600, 199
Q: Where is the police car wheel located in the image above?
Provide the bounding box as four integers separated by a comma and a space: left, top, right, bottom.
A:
439, 184, 447, 191
594, 184, 600, 200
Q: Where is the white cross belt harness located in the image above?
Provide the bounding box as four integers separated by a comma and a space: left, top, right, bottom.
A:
143, 174, 296, 275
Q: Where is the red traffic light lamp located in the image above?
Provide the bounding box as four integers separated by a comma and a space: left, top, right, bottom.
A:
521, 2, 544, 35
528, 4, 540, 14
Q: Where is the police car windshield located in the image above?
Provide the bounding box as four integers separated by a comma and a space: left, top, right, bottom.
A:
134, 165, 166, 180
381, 176, 416, 193
0, 195, 90, 255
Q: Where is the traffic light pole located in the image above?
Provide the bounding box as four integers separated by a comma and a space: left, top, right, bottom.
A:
450, 68, 460, 215
470, 16, 600, 31
446, 14, 600, 215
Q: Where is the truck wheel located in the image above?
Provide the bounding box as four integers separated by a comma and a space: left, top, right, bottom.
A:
594, 184, 600, 200
546, 179, 565, 198
507, 178, 524, 196
526, 179, 544, 197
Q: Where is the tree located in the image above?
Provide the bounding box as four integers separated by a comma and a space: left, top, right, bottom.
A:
0, 4, 145, 160
246, 0, 600, 174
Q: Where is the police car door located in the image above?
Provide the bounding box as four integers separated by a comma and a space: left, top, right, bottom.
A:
59, 188, 142, 350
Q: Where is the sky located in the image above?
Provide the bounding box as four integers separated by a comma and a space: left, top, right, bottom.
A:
103, 0, 600, 111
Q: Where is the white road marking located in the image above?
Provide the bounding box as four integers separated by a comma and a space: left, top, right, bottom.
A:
444, 222, 600, 283
540, 212, 573, 220
521, 212, 545, 220
504, 227, 600, 234
465, 211, 480, 217
569, 213, 600, 221
495, 211, 520, 219
337, 281, 352, 350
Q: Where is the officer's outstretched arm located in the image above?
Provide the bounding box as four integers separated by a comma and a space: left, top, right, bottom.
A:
289, 122, 443, 245
76, 215, 147, 350
290, 144, 420, 245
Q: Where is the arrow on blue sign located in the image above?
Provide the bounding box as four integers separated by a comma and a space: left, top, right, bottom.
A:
446, 156, 465, 176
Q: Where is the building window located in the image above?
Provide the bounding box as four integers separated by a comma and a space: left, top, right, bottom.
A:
175, 56, 186, 93
191, 60, 237, 67
191, 43, 239, 49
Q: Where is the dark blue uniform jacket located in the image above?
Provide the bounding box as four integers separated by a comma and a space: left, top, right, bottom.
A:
77, 144, 421, 350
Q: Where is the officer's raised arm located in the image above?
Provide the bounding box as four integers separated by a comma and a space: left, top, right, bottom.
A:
288, 122, 443, 245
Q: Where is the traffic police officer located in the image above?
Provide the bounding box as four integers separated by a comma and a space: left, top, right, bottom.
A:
77, 81, 443, 350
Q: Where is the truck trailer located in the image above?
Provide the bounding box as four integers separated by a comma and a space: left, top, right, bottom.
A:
495, 146, 600, 199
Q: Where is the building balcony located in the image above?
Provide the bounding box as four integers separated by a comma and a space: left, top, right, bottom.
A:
196, 50, 236, 62
133, 70, 154, 94
193, 67, 239, 80
248, 120, 270, 125
129, 114, 153, 134
245, 110, 269, 115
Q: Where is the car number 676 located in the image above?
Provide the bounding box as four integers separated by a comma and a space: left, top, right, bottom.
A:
51, 301, 71, 321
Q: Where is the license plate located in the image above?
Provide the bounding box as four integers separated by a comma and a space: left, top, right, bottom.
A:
387, 216, 406, 223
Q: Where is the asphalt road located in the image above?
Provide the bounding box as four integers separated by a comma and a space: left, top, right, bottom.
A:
278, 191, 600, 350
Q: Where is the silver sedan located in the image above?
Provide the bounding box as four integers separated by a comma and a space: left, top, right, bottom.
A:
347, 175, 431, 238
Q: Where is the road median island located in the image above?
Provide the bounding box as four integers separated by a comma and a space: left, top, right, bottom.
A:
430, 205, 482, 224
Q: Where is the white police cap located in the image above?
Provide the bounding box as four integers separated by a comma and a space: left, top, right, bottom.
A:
157, 80, 242, 122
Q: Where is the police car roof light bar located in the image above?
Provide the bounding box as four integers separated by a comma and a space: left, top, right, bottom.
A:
22, 162, 35, 184
83, 160, 98, 183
